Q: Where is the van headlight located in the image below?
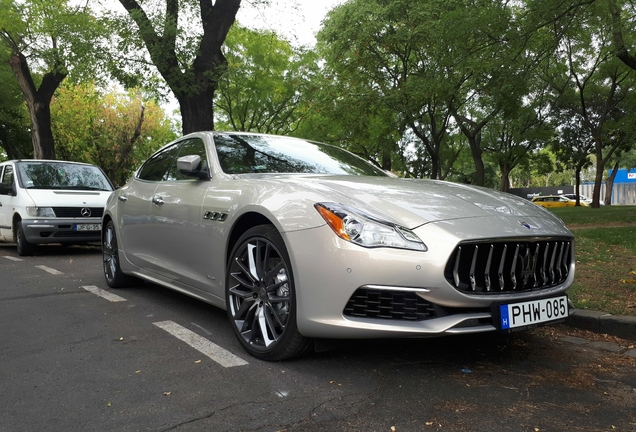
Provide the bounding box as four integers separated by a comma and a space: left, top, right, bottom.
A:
26, 207, 56, 217
315, 203, 427, 251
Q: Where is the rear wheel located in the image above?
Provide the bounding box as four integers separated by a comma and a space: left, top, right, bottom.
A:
226, 225, 311, 361
16, 221, 34, 256
103, 220, 139, 288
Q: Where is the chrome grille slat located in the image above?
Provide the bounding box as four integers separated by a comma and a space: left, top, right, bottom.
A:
498, 245, 507, 290
469, 246, 478, 291
484, 245, 493, 291
445, 239, 573, 294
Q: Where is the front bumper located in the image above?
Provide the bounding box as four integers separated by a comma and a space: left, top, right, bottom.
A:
283, 219, 574, 339
22, 218, 102, 244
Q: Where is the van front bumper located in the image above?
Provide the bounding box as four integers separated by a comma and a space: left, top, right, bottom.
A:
22, 218, 102, 244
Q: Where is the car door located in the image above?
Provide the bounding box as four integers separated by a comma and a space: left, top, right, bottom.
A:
118, 144, 178, 270
0, 164, 17, 240
148, 138, 213, 287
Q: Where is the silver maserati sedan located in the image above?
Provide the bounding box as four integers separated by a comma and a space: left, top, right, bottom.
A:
102, 131, 574, 360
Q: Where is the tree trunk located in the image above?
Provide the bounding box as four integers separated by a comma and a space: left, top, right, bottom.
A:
574, 166, 582, 206
604, 161, 619, 206
8, 52, 64, 160
178, 89, 216, 134
468, 134, 485, 186
499, 164, 511, 192
118, 0, 240, 135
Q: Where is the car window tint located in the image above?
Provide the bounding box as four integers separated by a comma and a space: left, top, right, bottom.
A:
165, 138, 208, 181
213, 134, 388, 176
137, 144, 179, 181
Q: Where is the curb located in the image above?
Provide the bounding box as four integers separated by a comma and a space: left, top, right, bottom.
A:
566, 309, 636, 341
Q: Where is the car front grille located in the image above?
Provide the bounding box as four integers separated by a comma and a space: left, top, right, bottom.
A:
344, 288, 438, 321
52, 207, 104, 218
444, 238, 573, 294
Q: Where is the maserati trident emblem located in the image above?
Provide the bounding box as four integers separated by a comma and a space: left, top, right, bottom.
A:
80, 208, 92, 217
519, 220, 531, 229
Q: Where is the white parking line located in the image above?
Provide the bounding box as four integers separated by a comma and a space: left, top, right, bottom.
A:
153, 320, 248, 368
3, 256, 22, 262
82, 285, 127, 302
35, 265, 63, 275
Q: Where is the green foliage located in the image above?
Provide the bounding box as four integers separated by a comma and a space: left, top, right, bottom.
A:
51, 82, 178, 185
0, 0, 107, 80
214, 25, 309, 135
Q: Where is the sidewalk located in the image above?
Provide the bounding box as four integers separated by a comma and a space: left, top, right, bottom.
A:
566, 309, 636, 341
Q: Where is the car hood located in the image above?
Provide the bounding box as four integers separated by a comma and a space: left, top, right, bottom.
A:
24, 189, 112, 208
277, 175, 556, 229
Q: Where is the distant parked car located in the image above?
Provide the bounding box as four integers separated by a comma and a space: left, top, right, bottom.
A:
531, 195, 583, 208
102, 131, 575, 361
0, 160, 114, 256
560, 193, 602, 206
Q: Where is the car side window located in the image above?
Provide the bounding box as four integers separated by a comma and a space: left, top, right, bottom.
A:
165, 138, 208, 181
137, 144, 179, 181
2, 165, 15, 186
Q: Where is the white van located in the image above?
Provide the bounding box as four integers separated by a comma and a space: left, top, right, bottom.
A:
0, 160, 114, 256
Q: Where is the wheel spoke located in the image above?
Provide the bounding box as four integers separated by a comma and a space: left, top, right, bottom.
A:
247, 242, 260, 280
258, 305, 277, 347
235, 297, 256, 319
230, 269, 256, 290
264, 261, 284, 282
264, 302, 287, 329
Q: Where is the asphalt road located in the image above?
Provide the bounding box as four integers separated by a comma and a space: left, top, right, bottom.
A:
1, 243, 635, 432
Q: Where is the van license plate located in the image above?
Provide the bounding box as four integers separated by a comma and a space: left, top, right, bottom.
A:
499, 295, 568, 331
75, 223, 101, 231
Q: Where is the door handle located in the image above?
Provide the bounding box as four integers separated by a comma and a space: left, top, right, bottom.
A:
152, 196, 164, 205
118, 195, 128, 202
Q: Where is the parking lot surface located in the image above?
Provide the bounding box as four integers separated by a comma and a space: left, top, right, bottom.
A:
1, 244, 635, 432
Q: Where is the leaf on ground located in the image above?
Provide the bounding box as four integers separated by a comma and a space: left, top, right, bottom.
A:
619, 279, 636, 284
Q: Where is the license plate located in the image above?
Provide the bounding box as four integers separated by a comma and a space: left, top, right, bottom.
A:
499, 295, 568, 331
74, 223, 101, 231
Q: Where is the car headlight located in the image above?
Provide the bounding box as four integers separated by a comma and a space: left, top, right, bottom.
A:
315, 203, 427, 251
26, 207, 56, 217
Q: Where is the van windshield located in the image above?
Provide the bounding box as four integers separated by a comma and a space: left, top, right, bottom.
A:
17, 162, 113, 191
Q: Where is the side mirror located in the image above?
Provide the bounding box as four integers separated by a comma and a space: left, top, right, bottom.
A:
0, 182, 13, 195
177, 155, 209, 179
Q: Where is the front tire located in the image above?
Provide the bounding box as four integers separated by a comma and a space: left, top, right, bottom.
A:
226, 225, 311, 361
103, 220, 139, 288
16, 221, 35, 256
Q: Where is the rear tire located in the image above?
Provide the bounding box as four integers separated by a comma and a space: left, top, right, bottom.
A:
16, 221, 35, 256
103, 220, 139, 288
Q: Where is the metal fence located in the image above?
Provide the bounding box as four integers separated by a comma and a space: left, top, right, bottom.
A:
580, 182, 636, 205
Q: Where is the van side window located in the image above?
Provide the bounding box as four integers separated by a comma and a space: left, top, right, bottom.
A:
2, 166, 14, 186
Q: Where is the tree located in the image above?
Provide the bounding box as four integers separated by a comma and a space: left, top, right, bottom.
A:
110, 0, 243, 134
609, 0, 636, 70
214, 25, 310, 135
0, 0, 103, 159
554, 3, 636, 207
0, 51, 30, 160
51, 82, 177, 185
483, 103, 553, 192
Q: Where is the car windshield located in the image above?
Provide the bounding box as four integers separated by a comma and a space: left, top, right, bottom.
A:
17, 162, 113, 191
213, 134, 388, 176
